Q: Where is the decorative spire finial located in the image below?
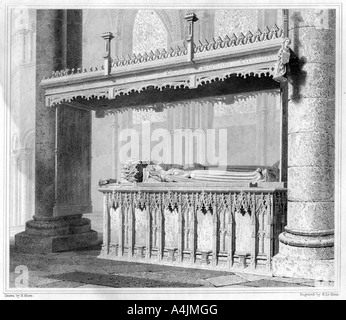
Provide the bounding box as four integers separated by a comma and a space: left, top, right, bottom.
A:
184, 13, 198, 63
101, 32, 115, 76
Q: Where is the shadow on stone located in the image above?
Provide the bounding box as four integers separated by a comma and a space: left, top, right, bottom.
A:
233, 279, 309, 288
288, 54, 307, 104
288, 10, 308, 104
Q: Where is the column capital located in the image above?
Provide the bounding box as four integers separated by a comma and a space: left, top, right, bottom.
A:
101, 31, 115, 42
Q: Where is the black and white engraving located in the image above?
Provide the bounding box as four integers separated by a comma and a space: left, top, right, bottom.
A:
2, 2, 344, 300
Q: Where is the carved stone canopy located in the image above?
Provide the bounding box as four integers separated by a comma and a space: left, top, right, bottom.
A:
40, 21, 284, 114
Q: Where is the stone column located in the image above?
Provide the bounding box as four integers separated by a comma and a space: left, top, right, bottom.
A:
15, 10, 98, 254
116, 113, 123, 180
256, 95, 268, 166
272, 9, 335, 281
112, 114, 120, 180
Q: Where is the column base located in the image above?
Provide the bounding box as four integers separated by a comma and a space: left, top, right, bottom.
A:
15, 215, 99, 254
278, 229, 334, 260
272, 229, 335, 281
272, 227, 334, 281
272, 253, 334, 282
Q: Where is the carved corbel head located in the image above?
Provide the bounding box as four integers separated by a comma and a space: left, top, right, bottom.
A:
283, 37, 291, 49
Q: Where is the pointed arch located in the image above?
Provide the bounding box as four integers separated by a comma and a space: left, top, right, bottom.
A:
156, 10, 183, 43
132, 10, 169, 55
22, 128, 35, 149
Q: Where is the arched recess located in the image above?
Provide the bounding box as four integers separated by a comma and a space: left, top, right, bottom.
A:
156, 10, 184, 44
132, 10, 169, 54
22, 128, 35, 149
12, 8, 31, 33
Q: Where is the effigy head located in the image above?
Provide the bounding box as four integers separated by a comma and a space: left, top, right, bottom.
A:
121, 160, 147, 183
283, 37, 291, 47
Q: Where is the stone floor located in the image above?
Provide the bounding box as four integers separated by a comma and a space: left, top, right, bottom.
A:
8, 212, 334, 289
10, 243, 327, 289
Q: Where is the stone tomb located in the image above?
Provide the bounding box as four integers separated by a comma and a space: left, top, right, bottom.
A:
99, 184, 287, 274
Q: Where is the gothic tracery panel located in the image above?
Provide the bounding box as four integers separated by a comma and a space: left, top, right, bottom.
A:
133, 10, 168, 55
133, 109, 167, 124
214, 9, 259, 37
